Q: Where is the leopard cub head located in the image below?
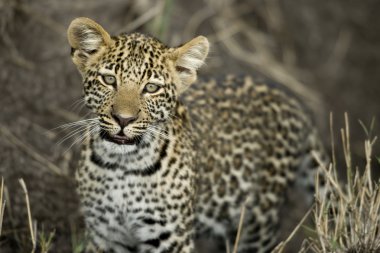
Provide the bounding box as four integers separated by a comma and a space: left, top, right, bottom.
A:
67, 17, 209, 145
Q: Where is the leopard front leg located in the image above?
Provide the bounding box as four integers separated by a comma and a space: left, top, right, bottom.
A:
133, 206, 195, 253
82, 203, 195, 253
230, 207, 279, 253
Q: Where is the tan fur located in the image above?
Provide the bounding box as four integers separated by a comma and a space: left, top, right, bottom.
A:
67, 17, 113, 71
113, 87, 140, 117
170, 36, 209, 93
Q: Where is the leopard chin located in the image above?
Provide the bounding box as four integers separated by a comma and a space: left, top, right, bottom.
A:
99, 129, 142, 145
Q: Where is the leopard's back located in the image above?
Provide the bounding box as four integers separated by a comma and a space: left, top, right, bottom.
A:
182, 74, 325, 252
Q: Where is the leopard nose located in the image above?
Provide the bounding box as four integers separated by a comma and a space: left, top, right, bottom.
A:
111, 113, 137, 128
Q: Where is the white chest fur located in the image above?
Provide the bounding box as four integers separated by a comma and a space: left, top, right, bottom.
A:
76, 133, 195, 252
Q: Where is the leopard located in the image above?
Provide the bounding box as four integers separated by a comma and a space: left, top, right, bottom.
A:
67, 17, 328, 253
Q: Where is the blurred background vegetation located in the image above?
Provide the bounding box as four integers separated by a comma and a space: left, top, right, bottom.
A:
0, 0, 379, 252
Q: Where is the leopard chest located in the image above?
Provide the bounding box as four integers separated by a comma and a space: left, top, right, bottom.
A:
76, 141, 195, 245
77, 168, 163, 237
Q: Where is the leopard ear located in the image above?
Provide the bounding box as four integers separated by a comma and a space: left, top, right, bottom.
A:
67, 17, 112, 72
172, 36, 209, 93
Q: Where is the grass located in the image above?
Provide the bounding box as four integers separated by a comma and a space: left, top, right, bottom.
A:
38, 230, 55, 253
272, 113, 380, 253
19, 178, 37, 252
0, 177, 5, 237
0, 179, 92, 253
298, 114, 380, 253
70, 221, 86, 253
0, 178, 59, 253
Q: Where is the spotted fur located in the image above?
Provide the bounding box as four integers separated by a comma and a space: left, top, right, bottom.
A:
67, 17, 327, 253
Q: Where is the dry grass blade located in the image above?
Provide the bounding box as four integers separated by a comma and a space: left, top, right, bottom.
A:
0, 177, 5, 236
232, 202, 247, 253
0, 125, 64, 176
364, 137, 377, 193
39, 230, 55, 253
272, 206, 314, 253
341, 112, 352, 198
329, 113, 337, 170
225, 239, 231, 253
19, 178, 37, 252
302, 114, 380, 253
312, 153, 348, 203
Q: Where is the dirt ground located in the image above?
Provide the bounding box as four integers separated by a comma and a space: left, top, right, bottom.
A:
0, 0, 379, 252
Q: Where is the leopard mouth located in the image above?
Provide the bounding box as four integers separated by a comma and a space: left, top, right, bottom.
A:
100, 129, 142, 145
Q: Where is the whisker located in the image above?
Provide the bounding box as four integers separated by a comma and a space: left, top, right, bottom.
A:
146, 127, 173, 144
63, 125, 100, 154
149, 123, 191, 146
77, 126, 99, 145
53, 118, 99, 130
69, 97, 86, 112
148, 127, 167, 134
148, 125, 170, 135
56, 127, 93, 146
56, 122, 98, 146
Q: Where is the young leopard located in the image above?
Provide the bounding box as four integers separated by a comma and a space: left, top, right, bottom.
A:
67, 17, 327, 253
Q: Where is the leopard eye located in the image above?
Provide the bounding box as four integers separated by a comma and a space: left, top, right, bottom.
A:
101, 75, 116, 86
144, 83, 160, 93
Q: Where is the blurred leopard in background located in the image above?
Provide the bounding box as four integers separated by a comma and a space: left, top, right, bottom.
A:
67, 17, 327, 253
